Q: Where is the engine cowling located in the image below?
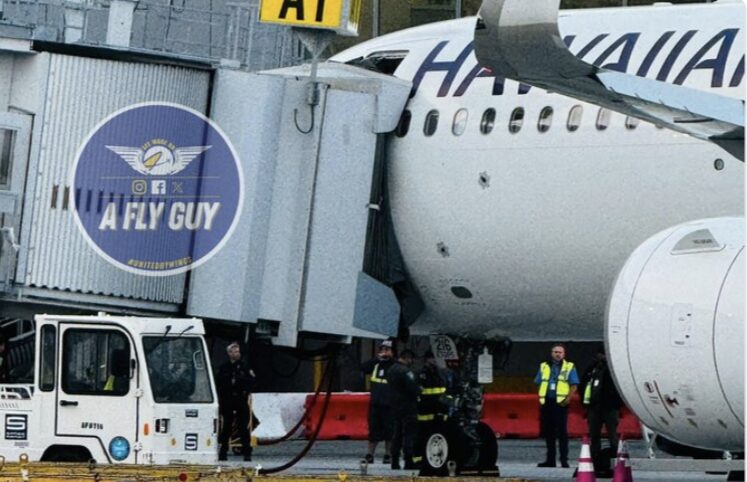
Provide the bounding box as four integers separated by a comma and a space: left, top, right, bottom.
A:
606, 217, 744, 451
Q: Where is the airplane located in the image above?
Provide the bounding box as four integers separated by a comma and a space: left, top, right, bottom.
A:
328, 0, 744, 454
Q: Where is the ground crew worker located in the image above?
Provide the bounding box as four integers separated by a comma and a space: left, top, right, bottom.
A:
361, 339, 395, 464
217, 342, 256, 461
386, 349, 418, 470
417, 351, 450, 423
534, 343, 579, 468
413, 351, 450, 466
582, 345, 623, 477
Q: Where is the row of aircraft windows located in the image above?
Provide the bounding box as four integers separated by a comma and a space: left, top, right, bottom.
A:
394, 106, 649, 138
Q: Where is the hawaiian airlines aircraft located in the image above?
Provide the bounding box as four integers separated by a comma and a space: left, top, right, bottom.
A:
331, 0, 744, 451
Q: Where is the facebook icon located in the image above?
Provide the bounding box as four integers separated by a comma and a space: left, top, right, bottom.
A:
152, 180, 166, 195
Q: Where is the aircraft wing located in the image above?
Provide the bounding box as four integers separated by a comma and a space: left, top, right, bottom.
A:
473, 0, 745, 161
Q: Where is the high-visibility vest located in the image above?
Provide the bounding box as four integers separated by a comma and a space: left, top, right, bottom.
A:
538, 360, 574, 405
583, 364, 604, 405
583, 381, 592, 405
104, 375, 115, 391
370, 363, 388, 384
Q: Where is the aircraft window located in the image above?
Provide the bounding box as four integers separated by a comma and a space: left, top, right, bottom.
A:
509, 107, 524, 134
395, 110, 411, 137
480, 108, 496, 135
346, 50, 408, 75
537, 107, 553, 133
567, 105, 583, 132
424, 110, 439, 136
596, 108, 611, 131
625, 116, 640, 130
452, 109, 468, 136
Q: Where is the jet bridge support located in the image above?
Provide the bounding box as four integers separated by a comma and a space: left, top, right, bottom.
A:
187, 63, 411, 347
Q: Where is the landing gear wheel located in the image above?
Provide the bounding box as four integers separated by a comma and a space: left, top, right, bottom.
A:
475, 422, 498, 469
426, 432, 449, 469
418, 422, 464, 476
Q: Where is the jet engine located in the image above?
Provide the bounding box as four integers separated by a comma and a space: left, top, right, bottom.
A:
606, 217, 744, 451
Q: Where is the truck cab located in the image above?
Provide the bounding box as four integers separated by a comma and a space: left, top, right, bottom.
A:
0, 313, 218, 464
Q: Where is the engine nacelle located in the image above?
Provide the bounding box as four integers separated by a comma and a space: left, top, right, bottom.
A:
606, 217, 744, 451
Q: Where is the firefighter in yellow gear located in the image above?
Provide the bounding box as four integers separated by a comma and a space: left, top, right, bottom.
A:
413, 351, 451, 466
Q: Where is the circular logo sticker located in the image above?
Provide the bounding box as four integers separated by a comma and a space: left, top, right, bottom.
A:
71, 102, 243, 276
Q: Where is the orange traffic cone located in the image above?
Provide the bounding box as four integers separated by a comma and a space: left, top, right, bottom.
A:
576, 436, 597, 482
612, 438, 633, 482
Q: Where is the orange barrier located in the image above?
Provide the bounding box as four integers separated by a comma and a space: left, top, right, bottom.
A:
304, 392, 370, 440
482, 394, 641, 439
304, 393, 641, 440
481, 393, 541, 438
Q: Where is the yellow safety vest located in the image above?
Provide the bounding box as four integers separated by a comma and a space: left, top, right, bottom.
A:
583, 382, 592, 405
104, 375, 115, 391
538, 360, 574, 405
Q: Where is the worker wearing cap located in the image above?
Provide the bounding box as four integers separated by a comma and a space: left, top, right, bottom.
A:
535, 343, 579, 468
361, 339, 395, 464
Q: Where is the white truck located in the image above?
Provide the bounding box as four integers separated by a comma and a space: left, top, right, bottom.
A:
0, 313, 218, 464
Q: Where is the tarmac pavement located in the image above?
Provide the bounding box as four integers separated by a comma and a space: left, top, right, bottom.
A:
218, 439, 742, 481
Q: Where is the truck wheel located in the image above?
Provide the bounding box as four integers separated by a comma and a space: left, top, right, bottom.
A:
475, 422, 498, 469
418, 422, 464, 476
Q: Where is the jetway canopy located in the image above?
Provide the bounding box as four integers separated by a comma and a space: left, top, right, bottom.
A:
187, 63, 411, 346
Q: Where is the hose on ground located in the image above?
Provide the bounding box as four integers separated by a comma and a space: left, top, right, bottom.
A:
257, 370, 325, 446
257, 347, 337, 475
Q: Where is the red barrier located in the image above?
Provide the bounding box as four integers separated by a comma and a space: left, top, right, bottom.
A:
481, 394, 641, 439
303, 393, 369, 440
481, 393, 540, 438
304, 393, 641, 440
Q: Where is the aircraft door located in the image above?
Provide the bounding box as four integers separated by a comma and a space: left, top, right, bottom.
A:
0, 112, 31, 291
55, 324, 139, 463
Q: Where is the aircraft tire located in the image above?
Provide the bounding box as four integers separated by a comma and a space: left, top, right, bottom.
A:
418, 421, 465, 476
475, 422, 498, 469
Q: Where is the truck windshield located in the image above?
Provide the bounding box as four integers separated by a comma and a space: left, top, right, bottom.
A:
143, 337, 213, 403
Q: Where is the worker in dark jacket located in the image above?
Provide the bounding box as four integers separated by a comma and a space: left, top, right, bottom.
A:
361, 339, 396, 464
217, 342, 256, 461
386, 349, 418, 469
413, 351, 450, 466
582, 345, 624, 477
417, 351, 450, 423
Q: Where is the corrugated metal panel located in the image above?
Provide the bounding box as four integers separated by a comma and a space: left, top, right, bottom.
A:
25, 54, 210, 303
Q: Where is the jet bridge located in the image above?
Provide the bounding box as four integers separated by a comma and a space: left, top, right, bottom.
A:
0, 39, 410, 347
187, 63, 411, 346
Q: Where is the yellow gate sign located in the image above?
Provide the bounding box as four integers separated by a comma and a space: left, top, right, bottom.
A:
259, 0, 359, 35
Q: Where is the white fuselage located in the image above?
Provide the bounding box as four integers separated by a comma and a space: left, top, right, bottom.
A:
332, 2, 745, 340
